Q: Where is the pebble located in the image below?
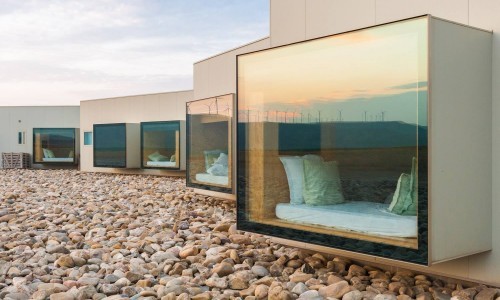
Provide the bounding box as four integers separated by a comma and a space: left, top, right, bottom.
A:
0, 169, 495, 300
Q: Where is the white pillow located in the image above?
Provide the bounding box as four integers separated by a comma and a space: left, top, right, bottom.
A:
279, 154, 323, 204
214, 153, 228, 167
207, 163, 228, 176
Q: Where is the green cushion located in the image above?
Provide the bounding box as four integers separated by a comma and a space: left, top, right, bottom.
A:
389, 157, 417, 216
302, 159, 344, 206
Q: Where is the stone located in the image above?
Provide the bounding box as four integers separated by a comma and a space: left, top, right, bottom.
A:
251, 265, 270, 277
46, 245, 70, 254
475, 288, 498, 300
290, 273, 314, 283
55, 255, 75, 268
342, 290, 363, 300
229, 234, 251, 244
255, 284, 269, 299
50, 292, 75, 300
318, 280, 352, 298
212, 262, 235, 277
125, 271, 142, 283
268, 284, 294, 300
76, 286, 97, 300
179, 246, 198, 259
299, 290, 321, 299
373, 295, 398, 300
205, 276, 228, 289
292, 282, 308, 295
100, 284, 120, 295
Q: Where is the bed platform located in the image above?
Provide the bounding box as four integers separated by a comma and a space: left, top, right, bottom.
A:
276, 201, 417, 238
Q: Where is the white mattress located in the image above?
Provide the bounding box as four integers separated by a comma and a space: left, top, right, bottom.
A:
146, 161, 177, 167
275, 201, 417, 237
195, 173, 229, 186
42, 158, 74, 162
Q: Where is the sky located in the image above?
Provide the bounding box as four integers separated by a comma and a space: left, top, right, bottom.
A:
238, 17, 428, 125
0, 0, 269, 106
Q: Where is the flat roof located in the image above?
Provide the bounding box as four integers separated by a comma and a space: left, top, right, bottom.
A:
80, 89, 193, 103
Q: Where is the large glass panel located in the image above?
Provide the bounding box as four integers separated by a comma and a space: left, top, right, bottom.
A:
186, 95, 233, 191
94, 124, 126, 168
141, 121, 180, 169
33, 128, 76, 163
238, 17, 428, 256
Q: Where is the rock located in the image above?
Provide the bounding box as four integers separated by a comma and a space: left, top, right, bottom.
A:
179, 246, 198, 258
229, 234, 251, 244
292, 282, 308, 295
229, 277, 248, 290
255, 284, 269, 299
191, 292, 212, 300
205, 276, 228, 289
125, 271, 142, 283
50, 292, 75, 300
299, 290, 322, 299
77, 277, 100, 286
0, 214, 15, 222
46, 245, 70, 254
344, 290, 363, 300
76, 286, 97, 300
475, 288, 498, 300
100, 284, 120, 295
55, 255, 75, 268
373, 295, 398, 300
251, 265, 270, 277
38, 283, 69, 295
268, 284, 294, 300
318, 280, 352, 298
290, 273, 314, 283
212, 262, 235, 277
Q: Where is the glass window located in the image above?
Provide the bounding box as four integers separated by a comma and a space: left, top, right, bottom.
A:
237, 17, 428, 258
84, 132, 93, 145
18, 131, 25, 144
94, 124, 126, 168
141, 121, 180, 169
33, 128, 76, 163
186, 94, 233, 192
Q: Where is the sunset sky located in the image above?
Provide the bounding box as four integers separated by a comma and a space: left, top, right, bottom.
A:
0, 0, 268, 106
238, 17, 428, 125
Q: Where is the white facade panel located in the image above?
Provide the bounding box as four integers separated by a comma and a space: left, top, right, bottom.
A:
0, 106, 80, 168
79, 90, 192, 175
306, 0, 376, 39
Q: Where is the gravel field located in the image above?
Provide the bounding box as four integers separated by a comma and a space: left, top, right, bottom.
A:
0, 169, 497, 300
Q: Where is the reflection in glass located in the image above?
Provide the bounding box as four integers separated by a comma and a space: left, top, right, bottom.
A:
33, 128, 76, 163
238, 17, 428, 250
94, 124, 126, 168
187, 95, 233, 191
141, 121, 180, 169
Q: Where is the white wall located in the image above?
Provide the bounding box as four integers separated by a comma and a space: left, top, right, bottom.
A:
0, 106, 80, 168
79, 90, 193, 176
267, 0, 500, 286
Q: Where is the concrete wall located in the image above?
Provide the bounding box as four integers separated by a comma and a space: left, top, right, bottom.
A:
79, 90, 193, 176
266, 0, 500, 286
0, 106, 80, 168
193, 37, 271, 199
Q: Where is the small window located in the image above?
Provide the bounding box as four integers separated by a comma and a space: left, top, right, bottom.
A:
18, 131, 25, 144
84, 132, 93, 145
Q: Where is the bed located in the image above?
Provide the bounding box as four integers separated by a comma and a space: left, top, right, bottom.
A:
146, 161, 177, 168
42, 158, 74, 162
195, 173, 229, 186
275, 201, 417, 238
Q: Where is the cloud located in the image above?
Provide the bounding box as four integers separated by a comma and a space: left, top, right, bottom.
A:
0, 0, 269, 105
